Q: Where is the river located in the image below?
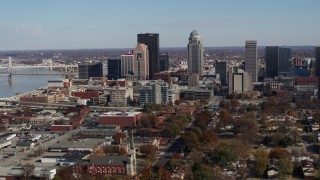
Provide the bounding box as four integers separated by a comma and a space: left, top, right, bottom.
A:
0, 73, 63, 98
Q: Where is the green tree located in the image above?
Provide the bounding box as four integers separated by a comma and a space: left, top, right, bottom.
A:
192, 162, 213, 180
254, 149, 269, 177
205, 142, 238, 167
191, 127, 202, 139
162, 123, 181, 139
182, 131, 200, 150
278, 157, 293, 178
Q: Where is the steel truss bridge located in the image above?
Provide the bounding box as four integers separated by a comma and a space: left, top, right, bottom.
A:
0, 57, 78, 75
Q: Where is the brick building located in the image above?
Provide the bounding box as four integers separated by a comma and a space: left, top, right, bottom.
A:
50, 125, 73, 132
295, 77, 319, 86
71, 90, 100, 99
153, 72, 172, 83
99, 111, 142, 128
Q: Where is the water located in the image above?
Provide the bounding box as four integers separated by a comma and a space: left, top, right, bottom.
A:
0, 73, 63, 98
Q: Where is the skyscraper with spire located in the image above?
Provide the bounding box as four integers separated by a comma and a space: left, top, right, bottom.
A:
188, 30, 204, 76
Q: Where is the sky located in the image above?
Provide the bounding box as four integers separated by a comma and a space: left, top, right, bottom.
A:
0, 0, 319, 50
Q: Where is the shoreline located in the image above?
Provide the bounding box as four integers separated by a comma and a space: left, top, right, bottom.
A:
0, 86, 47, 101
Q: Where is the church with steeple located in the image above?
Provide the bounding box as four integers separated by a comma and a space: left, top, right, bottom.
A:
74, 130, 137, 176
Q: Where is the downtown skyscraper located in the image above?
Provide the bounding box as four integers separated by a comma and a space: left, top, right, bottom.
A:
188, 30, 203, 76
121, 52, 134, 77
265, 46, 292, 78
137, 33, 159, 79
133, 43, 149, 80
245, 40, 258, 82
78, 61, 103, 79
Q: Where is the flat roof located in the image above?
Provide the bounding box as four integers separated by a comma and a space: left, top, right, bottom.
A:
49, 138, 106, 149
100, 111, 141, 117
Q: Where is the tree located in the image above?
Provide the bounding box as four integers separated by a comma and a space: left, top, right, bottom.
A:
217, 108, 232, 127
174, 99, 181, 106
162, 122, 181, 139
267, 96, 278, 106
139, 144, 158, 162
254, 149, 269, 177
205, 142, 238, 167
182, 131, 200, 151
22, 163, 35, 180
278, 157, 293, 178
157, 166, 171, 180
54, 166, 74, 180
269, 148, 290, 160
113, 132, 126, 144
140, 114, 159, 128
290, 129, 300, 144
233, 141, 249, 159
192, 162, 213, 180
201, 130, 217, 145
165, 158, 182, 171
233, 113, 259, 143
230, 98, 240, 110
191, 127, 202, 139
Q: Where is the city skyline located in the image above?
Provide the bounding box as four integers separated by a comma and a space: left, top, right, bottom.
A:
0, 0, 319, 50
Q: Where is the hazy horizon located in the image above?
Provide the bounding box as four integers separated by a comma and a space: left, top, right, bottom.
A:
0, 0, 319, 50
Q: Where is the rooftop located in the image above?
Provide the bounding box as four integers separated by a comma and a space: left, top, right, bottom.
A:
90, 155, 131, 166
100, 111, 141, 117
49, 138, 106, 150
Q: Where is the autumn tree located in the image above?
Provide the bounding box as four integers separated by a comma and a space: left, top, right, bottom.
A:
254, 149, 269, 177
201, 130, 217, 145
267, 96, 278, 106
217, 108, 232, 128
113, 132, 126, 144
233, 112, 259, 143
156, 166, 171, 180
54, 166, 74, 180
230, 98, 240, 110
174, 99, 181, 106
140, 114, 159, 128
269, 148, 290, 160
232, 141, 249, 159
139, 144, 158, 162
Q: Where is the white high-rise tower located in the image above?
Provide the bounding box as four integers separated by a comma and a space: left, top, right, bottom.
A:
188, 30, 203, 76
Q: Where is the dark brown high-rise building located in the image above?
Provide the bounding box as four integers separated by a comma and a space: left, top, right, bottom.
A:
137, 33, 159, 79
